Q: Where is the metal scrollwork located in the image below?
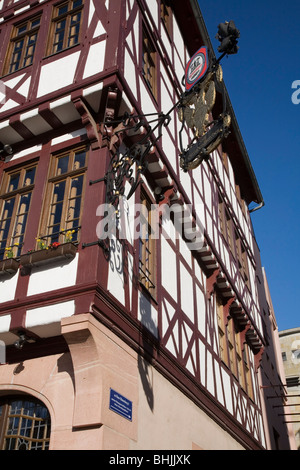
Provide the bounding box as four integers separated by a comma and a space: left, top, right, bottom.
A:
103, 112, 171, 211
178, 62, 231, 171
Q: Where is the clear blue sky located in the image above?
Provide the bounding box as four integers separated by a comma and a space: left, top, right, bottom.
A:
198, 0, 300, 331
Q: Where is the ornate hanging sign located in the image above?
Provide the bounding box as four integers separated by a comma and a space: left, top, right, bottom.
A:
178, 60, 231, 171
185, 46, 209, 92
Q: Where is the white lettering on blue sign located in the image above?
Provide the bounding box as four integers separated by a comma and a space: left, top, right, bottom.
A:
109, 389, 132, 421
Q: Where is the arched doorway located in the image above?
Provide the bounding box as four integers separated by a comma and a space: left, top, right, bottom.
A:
0, 396, 51, 450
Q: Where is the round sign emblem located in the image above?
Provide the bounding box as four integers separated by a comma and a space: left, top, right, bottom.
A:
185, 47, 208, 92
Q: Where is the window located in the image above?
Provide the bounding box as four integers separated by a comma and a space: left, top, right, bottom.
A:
48, 0, 83, 55
39, 147, 87, 246
0, 396, 51, 450
235, 330, 246, 389
216, 295, 254, 398
243, 344, 254, 400
281, 351, 287, 361
0, 164, 37, 260
227, 319, 238, 378
235, 183, 246, 216
216, 297, 228, 365
161, 0, 172, 37
142, 27, 157, 99
235, 232, 250, 287
139, 189, 156, 297
218, 195, 234, 253
4, 16, 41, 74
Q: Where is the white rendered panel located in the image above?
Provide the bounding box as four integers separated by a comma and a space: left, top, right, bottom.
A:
27, 255, 79, 296
38, 52, 80, 97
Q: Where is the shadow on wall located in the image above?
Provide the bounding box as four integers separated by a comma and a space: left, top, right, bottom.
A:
137, 292, 159, 412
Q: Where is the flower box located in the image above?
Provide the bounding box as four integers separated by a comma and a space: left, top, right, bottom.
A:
0, 258, 19, 276
20, 242, 77, 269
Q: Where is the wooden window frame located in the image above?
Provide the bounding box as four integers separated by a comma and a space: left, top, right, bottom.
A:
0, 396, 51, 450
235, 231, 250, 288
216, 295, 255, 398
46, 0, 84, 56
139, 187, 157, 299
218, 194, 234, 254
0, 163, 37, 260
3, 15, 41, 75
216, 296, 228, 366
142, 25, 158, 100
38, 146, 87, 247
243, 344, 254, 400
227, 318, 238, 378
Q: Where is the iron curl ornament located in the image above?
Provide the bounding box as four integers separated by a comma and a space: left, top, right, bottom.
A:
97, 111, 172, 211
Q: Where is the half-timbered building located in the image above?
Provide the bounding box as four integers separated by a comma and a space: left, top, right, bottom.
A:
0, 0, 294, 450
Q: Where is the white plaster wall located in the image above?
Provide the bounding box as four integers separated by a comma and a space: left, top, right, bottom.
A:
196, 285, 206, 337
37, 52, 81, 97
27, 255, 79, 296
0, 314, 11, 334
138, 290, 158, 338
83, 41, 106, 80
146, 0, 158, 26
107, 235, 125, 306
0, 274, 18, 303
24, 300, 75, 338
124, 48, 137, 98
180, 261, 194, 322
162, 297, 174, 330
26, 300, 75, 329
161, 236, 177, 302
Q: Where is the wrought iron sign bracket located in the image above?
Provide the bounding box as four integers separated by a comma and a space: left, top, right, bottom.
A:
82, 239, 110, 255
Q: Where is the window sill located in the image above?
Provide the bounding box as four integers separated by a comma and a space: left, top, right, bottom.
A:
20, 242, 77, 269
0, 258, 19, 276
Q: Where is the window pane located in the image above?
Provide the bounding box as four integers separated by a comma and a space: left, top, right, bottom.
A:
24, 167, 36, 186
11, 192, 32, 255
73, 0, 83, 8
23, 33, 38, 67
48, 181, 66, 241
10, 41, 24, 73
74, 150, 86, 169
53, 19, 66, 53
31, 18, 41, 28
58, 3, 69, 16
0, 198, 15, 259
67, 12, 81, 47
8, 173, 20, 192
56, 155, 69, 175
17, 24, 27, 35
65, 175, 83, 235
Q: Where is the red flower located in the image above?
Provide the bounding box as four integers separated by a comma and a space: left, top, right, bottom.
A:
51, 242, 60, 249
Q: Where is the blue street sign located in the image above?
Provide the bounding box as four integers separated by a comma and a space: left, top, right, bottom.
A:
109, 389, 132, 421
